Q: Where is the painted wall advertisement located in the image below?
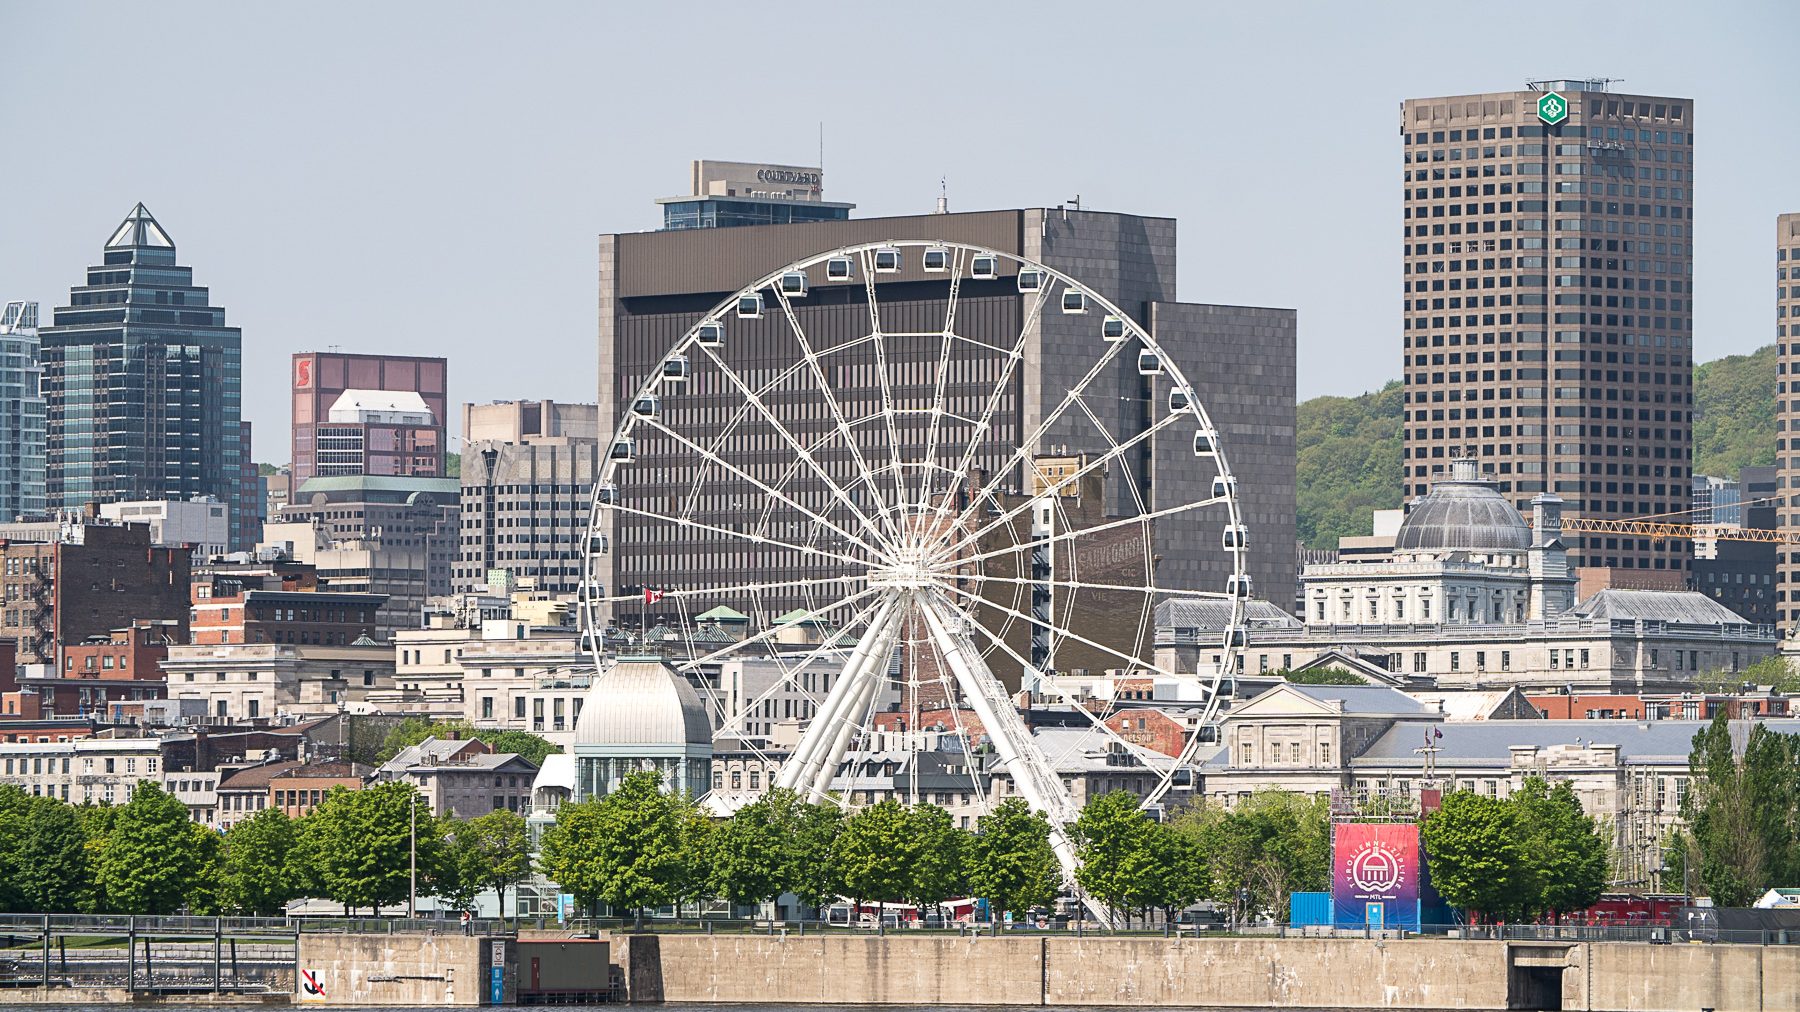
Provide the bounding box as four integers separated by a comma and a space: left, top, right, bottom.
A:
1332, 822, 1422, 929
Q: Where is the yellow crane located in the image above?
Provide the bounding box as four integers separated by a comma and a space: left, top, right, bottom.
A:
1538, 516, 1800, 545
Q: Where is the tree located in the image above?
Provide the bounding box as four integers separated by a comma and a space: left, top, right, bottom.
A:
75, 803, 119, 914
462, 810, 532, 922
375, 719, 560, 766
437, 816, 485, 912
670, 797, 716, 921
98, 783, 213, 914
184, 822, 227, 916
302, 783, 444, 914
784, 798, 845, 913
221, 808, 304, 915
1172, 791, 1328, 924
18, 796, 94, 913
1683, 714, 1799, 905
1073, 791, 1155, 925
835, 800, 914, 919
1511, 777, 1608, 919
1419, 791, 1530, 922
966, 799, 1062, 926
1125, 822, 1205, 926
0, 788, 93, 913
710, 793, 787, 909
538, 798, 608, 916
901, 804, 966, 917
478, 731, 560, 767
1279, 667, 1369, 686
540, 770, 688, 925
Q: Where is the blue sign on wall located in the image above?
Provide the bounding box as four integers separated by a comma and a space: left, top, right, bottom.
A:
489, 966, 503, 1005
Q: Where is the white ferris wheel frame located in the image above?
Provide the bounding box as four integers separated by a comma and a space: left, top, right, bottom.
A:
578, 239, 1249, 891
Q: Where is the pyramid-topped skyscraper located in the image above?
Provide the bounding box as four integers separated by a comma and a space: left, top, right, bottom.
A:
40, 204, 245, 543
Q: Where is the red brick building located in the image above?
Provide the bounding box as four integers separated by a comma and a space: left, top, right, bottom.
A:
270, 760, 370, 818
0, 522, 191, 665
192, 559, 383, 646
20, 620, 179, 716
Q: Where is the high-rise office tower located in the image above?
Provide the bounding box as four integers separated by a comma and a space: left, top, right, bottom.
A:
1400, 81, 1694, 579
1774, 213, 1800, 628
596, 205, 1298, 620
0, 301, 46, 520
459, 400, 601, 594
290, 352, 447, 482
40, 204, 245, 543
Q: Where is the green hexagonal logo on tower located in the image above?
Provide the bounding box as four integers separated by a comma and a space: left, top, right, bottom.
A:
1536, 91, 1569, 126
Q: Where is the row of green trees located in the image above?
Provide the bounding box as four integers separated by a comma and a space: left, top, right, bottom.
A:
539, 775, 1332, 927
1418, 778, 1608, 922
0, 781, 532, 918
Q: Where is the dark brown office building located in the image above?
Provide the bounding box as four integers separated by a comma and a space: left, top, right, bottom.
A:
1401, 81, 1694, 577
595, 207, 1297, 632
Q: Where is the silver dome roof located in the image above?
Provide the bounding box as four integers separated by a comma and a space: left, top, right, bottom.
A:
573, 659, 712, 748
1394, 461, 1530, 553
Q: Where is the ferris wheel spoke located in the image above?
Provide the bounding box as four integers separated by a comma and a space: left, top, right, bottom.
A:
691, 345, 897, 555
934, 409, 1186, 561
856, 251, 914, 517
731, 586, 894, 735
672, 585, 884, 674
947, 599, 1174, 768
915, 247, 967, 518
586, 572, 866, 605
604, 497, 869, 571
770, 283, 904, 542
941, 570, 1234, 601
945, 492, 1232, 571
635, 416, 888, 561
931, 579, 1207, 691
932, 278, 1056, 522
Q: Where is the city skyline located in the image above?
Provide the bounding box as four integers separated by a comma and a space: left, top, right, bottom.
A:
2, 2, 1796, 461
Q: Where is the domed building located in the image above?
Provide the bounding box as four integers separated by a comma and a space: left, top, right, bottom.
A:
569, 657, 713, 800
1305, 459, 1576, 627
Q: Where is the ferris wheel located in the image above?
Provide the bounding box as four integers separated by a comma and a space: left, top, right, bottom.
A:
579, 239, 1248, 887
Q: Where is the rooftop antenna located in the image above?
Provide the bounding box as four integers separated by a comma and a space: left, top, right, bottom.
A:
818, 122, 824, 174
935, 177, 948, 214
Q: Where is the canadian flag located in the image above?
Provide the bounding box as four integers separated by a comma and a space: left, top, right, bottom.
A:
643, 588, 665, 605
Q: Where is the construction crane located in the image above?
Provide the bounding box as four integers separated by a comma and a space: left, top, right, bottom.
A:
1534, 516, 1800, 545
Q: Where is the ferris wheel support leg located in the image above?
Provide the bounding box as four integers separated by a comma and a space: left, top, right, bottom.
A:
775, 594, 903, 797
802, 638, 894, 804
913, 593, 1115, 928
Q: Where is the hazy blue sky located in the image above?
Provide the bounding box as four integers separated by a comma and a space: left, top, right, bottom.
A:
3, 2, 1795, 461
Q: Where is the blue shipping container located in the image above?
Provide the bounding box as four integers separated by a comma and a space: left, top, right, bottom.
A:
1289, 891, 1331, 926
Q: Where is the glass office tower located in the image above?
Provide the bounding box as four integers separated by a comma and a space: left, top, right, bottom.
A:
39, 204, 244, 544
0, 301, 46, 520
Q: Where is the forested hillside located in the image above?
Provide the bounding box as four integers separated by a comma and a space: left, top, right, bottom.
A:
1692, 344, 1776, 478
1295, 381, 1403, 549
1296, 347, 1775, 549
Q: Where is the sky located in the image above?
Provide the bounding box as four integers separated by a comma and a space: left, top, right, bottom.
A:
2, 1, 1796, 462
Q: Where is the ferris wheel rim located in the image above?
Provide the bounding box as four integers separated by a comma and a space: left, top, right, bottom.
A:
580, 238, 1251, 813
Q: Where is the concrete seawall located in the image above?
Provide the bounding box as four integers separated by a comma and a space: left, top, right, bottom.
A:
615, 934, 1800, 1011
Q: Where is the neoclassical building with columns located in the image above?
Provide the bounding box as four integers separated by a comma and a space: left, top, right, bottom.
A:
1158, 461, 1777, 692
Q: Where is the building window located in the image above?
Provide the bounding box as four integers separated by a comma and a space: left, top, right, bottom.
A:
1449, 652, 1460, 671
1414, 652, 1427, 673
1320, 742, 1331, 765
1289, 742, 1301, 764
1501, 651, 1511, 671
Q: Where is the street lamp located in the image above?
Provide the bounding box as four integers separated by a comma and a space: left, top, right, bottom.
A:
408, 795, 417, 919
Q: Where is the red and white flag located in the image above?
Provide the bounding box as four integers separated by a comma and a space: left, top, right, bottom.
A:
643, 588, 665, 604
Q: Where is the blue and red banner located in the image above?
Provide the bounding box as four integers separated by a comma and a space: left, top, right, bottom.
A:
1332, 822, 1421, 929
